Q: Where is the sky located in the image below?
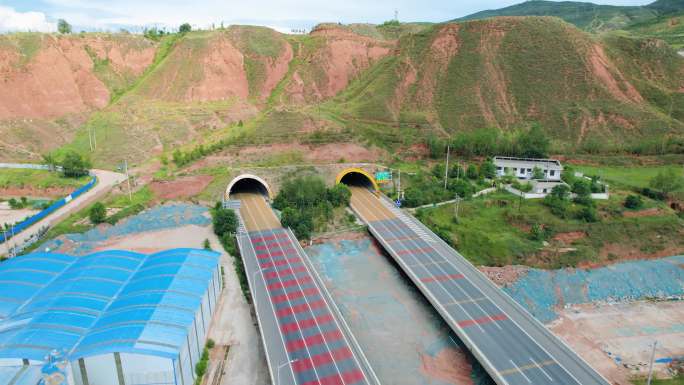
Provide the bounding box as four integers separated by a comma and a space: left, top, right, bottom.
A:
0, 0, 655, 33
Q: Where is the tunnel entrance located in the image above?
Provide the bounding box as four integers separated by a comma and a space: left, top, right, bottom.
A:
336, 168, 379, 192
226, 174, 272, 200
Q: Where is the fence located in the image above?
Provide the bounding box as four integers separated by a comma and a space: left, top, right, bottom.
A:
1, 177, 97, 244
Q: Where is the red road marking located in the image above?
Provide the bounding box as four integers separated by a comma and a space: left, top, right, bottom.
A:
263, 266, 307, 279
256, 248, 296, 259
268, 276, 313, 291
260, 256, 301, 269
300, 369, 366, 385
276, 299, 325, 318
420, 273, 464, 283
285, 329, 343, 352
397, 246, 433, 255
254, 240, 290, 250
251, 233, 288, 243
272, 287, 318, 304
457, 313, 508, 328
292, 347, 354, 373
281, 313, 334, 334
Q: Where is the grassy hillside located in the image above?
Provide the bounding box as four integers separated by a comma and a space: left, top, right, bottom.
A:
455, 0, 684, 32
627, 11, 684, 49
332, 17, 684, 151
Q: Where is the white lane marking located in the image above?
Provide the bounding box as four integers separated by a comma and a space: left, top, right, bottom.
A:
355, 190, 502, 332
348, 188, 516, 385
379, 193, 589, 385
249, 201, 326, 385
533, 357, 554, 382
510, 360, 532, 384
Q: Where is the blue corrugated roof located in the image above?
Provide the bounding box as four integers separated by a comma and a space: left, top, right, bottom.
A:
0, 248, 220, 362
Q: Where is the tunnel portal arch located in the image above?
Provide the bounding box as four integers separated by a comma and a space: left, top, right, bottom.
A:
226, 174, 273, 200
335, 168, 380, 192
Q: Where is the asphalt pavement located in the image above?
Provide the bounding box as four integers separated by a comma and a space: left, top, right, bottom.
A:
348, 186, 610, 385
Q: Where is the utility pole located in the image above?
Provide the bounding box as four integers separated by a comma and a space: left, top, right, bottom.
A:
444, 144, 450, 190
88, 127, 93, 152
124, 159, 132, 201
646, 341, 657, 385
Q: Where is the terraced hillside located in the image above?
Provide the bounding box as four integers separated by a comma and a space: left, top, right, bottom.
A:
334, 17, 684, 148
455, 0, 684, 32
0, 18, 682, 167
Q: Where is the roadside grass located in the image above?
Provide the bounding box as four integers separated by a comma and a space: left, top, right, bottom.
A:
416, 191, 684, 268
0, 169, 88, 191
631, 375, 683, 385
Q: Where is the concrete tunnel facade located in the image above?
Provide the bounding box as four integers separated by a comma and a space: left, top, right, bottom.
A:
226, 174, 274, 200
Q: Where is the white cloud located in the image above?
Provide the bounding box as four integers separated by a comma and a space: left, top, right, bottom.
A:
0, 6, 56, 32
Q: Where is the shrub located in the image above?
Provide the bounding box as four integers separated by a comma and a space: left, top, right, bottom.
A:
532, 166, 544, 180
327, 184, 351, 207
650, 168, 684, 195
179, 23, 192, 33
576, 206, 599, 222
624, 195, 643, 209
641, 187, 666, 201
550, 184, 570, 200
516, 123, 550, 158
89, 202, 107, 224
543, 195, 569, 218
466, 164, 479, 180
212, 208, 238, 236
206, 339, 215, 349
203, 239, 212, 250
60, 151, 91, 178
480, 160, 496, 179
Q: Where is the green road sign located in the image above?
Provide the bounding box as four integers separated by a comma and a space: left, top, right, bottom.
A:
375, 171, 392, 181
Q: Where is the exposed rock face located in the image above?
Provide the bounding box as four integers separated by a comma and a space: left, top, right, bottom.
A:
0, 34, 156, 119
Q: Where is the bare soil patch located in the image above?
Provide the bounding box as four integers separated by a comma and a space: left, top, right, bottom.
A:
149, 175, 213, 200
479, 265, 529, 287
622, 207, 663, 218
553, 231, 587, 244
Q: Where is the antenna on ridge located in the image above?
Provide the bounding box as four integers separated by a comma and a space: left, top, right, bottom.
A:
394, 8, 399, 21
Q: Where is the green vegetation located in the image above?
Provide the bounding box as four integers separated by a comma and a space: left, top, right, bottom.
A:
273, 175, 351, 239
631, 375, 683, 385
210, 202, 249, 301
416, 190, 683, 267
89, 202, 106, 224
193, 339, 214, 385
624, 194, 644, 209
454, 0, 683, 32
179, 23, 192, 34
57, 19, 72, 34
0, 169, 87, 191
627, 11, 684, 49
650, 167, 684, 195
59, 151, 91, 178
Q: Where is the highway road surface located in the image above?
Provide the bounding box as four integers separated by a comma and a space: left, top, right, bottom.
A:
229, 191, 378, 385
348, 185, 610, 385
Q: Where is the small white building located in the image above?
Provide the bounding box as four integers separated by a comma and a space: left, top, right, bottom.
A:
493, 156, 563, 181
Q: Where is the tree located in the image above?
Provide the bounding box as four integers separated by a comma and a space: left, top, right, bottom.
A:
58, 19, 72, 34
42, 153, 58, 172
203, 239, 212, 250
179, 23, 192, 33
466, 164, 479, 180
327, 184, 351, 207
550, 184, 570, 200
624, 195, 643, 209
516, 124, 550, 158
60, 151, 91, 178
532, 166, 544, 180
212, 207, 238, 236
480, 160, 496, 179
89, 202, 106, 224
649, 168, 684, 195
576, 206, 599, 222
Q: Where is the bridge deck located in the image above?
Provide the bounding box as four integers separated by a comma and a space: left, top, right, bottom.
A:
229, 195, 377, 385
348, 186, 610, 385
